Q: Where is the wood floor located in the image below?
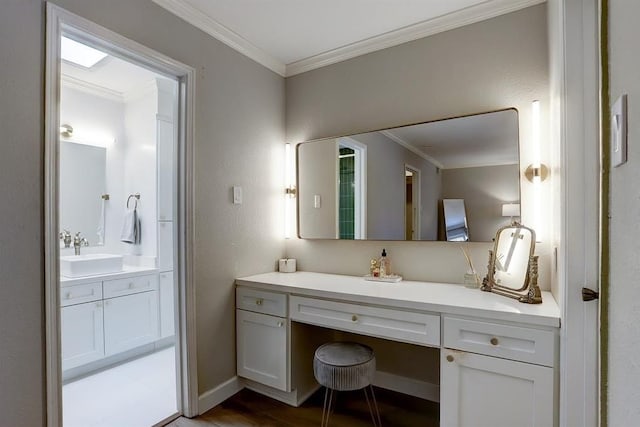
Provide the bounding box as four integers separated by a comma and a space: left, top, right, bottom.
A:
166, 387, 439, 427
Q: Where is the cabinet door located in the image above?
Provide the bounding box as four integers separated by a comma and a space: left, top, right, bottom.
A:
61, 302, 105, 370
157, 118, 174, 221
159, 272, 175, 338
237, 310, 288, 391
441, 349, 554, 427
104, 291, 159, 355
158, 221, 174, 272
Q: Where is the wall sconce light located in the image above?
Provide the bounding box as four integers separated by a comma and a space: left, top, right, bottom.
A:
60, 124, 74, 138
284, 143, 296, 239
524, 163, 549, 183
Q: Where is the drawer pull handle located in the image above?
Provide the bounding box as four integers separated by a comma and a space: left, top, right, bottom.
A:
352, 315, 358, 322
490, 337, 499, 346
256, 299, 263, 306
446, 355, 454, 363
277, 321, 284, 327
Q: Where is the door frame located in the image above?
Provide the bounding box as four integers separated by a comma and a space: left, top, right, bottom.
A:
44, 4, 198, 426
404, 164, 421, 240
548, 0, 600, 425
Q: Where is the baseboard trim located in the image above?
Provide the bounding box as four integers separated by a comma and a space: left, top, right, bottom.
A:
374, 370, 440, 403
198, 376, 244, 415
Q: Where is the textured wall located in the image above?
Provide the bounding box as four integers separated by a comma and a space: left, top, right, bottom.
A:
0, 1, 46, 425
285, 4, 550, 287
607, 0, 640, 424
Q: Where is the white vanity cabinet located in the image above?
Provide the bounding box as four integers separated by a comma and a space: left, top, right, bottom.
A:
61, 282, 105, 370
440, 316, 557, 427
236, 287, 289, 392
60, 270, 161, 374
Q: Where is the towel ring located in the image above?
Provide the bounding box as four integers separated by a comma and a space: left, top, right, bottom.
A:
127, 193, 140, 209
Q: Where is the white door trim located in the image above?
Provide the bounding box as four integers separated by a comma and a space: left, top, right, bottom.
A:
404, 164, 422, 240
548, 0, 600, 426
44, 4, 198, 426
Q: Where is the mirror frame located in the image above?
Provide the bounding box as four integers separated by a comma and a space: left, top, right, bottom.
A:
295, 108, 521, 242
480, 222, 542, 304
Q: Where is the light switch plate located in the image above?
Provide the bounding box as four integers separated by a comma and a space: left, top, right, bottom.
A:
612, 94, 628, 168
233, 186, 242, 204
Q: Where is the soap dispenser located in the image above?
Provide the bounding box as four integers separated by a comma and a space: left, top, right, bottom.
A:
379, 249, 390, 277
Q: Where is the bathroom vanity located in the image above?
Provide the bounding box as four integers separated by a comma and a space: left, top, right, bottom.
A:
235, 271, 560, 427
60, 267, 174, 378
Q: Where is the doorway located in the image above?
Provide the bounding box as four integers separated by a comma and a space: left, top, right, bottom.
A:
45, 5, 197, 426
404, 165, 421, 240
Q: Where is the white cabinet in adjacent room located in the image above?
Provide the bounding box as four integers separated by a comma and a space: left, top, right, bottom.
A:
158, 221, 174, 272
236, 309, 288, 391
61, 301, 105, 370
104, 291, 159, 355
159, 272, 175, 338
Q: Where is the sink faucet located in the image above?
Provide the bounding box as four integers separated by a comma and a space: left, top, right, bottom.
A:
73, 232, 89, 255
59, 229, 72, 248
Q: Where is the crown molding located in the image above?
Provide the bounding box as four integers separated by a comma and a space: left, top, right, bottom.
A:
286, 0, 545, 76
153, 0, 544, 78
152, 0, 286, 76
380, 130, 444, 169
61, 74, 124, 102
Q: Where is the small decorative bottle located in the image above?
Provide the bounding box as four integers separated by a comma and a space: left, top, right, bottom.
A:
379, 249, 390, 277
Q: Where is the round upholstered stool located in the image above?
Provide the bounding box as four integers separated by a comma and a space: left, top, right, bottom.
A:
313, 342, 381, 426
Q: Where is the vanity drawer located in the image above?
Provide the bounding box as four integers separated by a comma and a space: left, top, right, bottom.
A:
103, 274, 159, 299
60, 282, 103, 307
290, 296, 440, 347
236, 287, 287, 317
443, 316, 556, 367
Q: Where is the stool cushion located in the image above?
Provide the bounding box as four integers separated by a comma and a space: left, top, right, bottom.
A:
313, 342, 376, 391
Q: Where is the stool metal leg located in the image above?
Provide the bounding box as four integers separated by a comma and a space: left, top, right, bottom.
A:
321, 387, 335, 427
364, 385, 382, 427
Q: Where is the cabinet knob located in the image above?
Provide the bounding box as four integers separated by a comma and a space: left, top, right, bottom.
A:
352, 315, 358, 322
129, 282, 135, 289
96, 302, 103, 308
277, 321, 284, 327
446, 355, 454, 363
256, 298, 263, 306
490, 337, 499, 346
65, 292, 72, 299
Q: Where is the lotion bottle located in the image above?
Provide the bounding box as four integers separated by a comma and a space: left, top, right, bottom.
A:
379, 249, 390, 277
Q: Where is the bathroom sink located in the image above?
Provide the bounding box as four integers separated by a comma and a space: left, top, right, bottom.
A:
60, 254, 124, 278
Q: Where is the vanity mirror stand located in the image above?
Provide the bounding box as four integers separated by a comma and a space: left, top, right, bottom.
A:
480, 223, 543, 304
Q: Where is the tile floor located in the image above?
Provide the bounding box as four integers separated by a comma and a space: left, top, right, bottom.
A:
63, 346, 177, 427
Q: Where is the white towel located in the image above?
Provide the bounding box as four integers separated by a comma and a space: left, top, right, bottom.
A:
120, 208, 141, 244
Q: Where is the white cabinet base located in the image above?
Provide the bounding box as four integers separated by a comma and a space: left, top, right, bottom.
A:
237, 310, 288, 391
440, 349, 554, 427
61, 302, 105, 370
104, 291, 159, 355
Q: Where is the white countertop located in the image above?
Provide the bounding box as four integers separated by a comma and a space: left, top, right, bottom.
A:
60, 266, 158, 287
236, 271, 561, 328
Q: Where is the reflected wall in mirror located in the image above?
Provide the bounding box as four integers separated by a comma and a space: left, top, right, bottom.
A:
59, 141, 107, 246
481, 223, 542, 304
297, 109, 521, 241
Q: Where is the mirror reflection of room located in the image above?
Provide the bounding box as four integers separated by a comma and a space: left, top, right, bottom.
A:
297, 109, 521, 241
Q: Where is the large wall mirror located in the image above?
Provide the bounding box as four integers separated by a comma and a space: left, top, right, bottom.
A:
59, 141, 107, 246
297, 109, 521, 242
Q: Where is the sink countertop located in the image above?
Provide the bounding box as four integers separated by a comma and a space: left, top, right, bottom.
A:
236, 271, 561, 328
61, 265, 158, 287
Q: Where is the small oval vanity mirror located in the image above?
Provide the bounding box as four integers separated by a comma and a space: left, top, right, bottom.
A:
480, 223, 542, 304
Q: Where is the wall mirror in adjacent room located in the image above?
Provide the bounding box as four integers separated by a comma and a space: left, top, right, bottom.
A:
296, 108, 521, 241
59, 140, 107, 246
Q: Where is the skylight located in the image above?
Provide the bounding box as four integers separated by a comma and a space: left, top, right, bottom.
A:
61, 36, 108, 68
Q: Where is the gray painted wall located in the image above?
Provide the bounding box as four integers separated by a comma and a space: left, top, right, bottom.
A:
0, 0, 285, 423
285, 4, 549, 287
441, 164, 520, 242
608, 1, 640, 424
0, 1, 46, 425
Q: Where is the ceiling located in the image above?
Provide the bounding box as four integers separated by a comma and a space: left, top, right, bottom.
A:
153, 0, 544, 76
383, 109, 519, 169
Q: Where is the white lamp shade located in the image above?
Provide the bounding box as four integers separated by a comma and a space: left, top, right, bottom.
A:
502, 203, 520, 217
